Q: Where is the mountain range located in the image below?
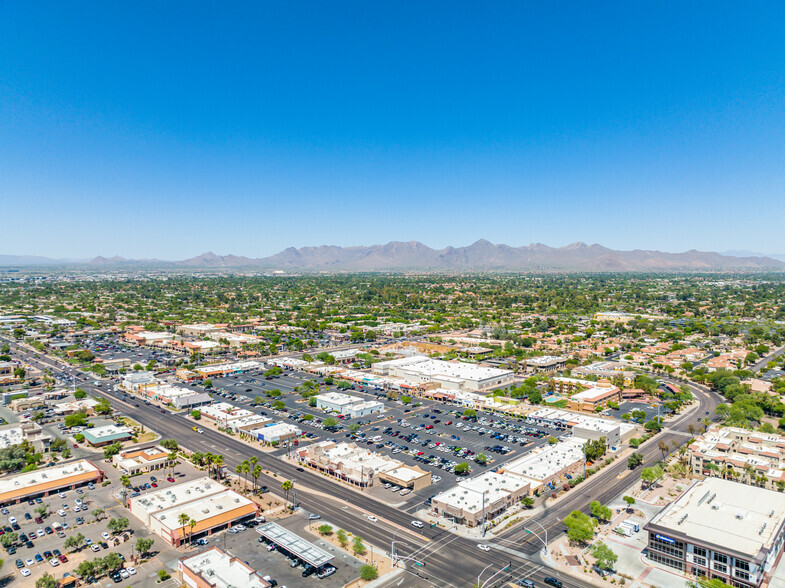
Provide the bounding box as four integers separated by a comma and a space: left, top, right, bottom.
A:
2, 241, 784, 271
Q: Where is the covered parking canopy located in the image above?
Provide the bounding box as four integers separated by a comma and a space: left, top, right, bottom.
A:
256, 522, 334, 568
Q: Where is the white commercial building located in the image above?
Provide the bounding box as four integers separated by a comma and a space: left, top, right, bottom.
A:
129, 477, 258, 546
502, 439, 585, 493
432, 471, 530, 528
527, 408, 635, 449
179, 547, 271, 588
294, 441, 430, 489
314, 392, 384, 418
372, 356, 513, 392
251, 423, 301, 444
199, 402, 253, 425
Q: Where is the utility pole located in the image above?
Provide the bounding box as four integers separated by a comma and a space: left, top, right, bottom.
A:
482, 489, 487, 537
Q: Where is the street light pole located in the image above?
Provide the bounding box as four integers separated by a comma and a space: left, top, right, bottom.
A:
477, 562, 494, 588
524, 519, 549, 555
482, 489, 487, 537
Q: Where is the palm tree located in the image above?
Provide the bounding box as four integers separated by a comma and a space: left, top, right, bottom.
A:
213, 454, 223, 479
281, 480, 293, 506
120, 475, 131, 506
168, 451, 178, 478
204, 453, 214, 479
188, 517, 197, 545
178, 513, 189, 546
252, 464, 262, 494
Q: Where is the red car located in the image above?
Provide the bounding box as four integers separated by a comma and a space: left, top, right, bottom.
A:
58, 555, 68, 563
151, 483, 158, 488
167, 477, 175, 483
73, 444, 78, 448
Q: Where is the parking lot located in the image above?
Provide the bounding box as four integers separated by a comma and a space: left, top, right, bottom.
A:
2, 457, 205, 585
216, 511, 364, 587
191, 367, 569, 504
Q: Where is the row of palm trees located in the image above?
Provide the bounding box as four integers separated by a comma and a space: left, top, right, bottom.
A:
178, 512, 198, 545
235, 456, 264, 494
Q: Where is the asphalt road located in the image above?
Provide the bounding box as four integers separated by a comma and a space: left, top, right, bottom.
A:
5, 339, 719, 588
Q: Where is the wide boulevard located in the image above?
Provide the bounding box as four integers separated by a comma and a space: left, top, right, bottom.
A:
6, 339, 721, 588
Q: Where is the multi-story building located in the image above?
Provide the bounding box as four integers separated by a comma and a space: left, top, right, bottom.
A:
502, 438, 585, 493
644, 478, 785, 587
522, 356, 567, 374
689, 426, 785, 490
314, 392, 384, 418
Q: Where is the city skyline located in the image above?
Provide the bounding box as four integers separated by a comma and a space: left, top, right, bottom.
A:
3, 2, 785, 259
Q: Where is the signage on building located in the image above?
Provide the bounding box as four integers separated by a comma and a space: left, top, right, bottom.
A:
655, 534, 676, 544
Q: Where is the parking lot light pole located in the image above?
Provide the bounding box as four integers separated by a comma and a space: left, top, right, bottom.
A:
481, 489, 488, 537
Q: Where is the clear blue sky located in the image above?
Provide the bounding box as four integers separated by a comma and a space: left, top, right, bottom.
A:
3, 2, 785, 259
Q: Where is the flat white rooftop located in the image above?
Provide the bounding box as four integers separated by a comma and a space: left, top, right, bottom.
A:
648, 477, 785, 559
181, 548, 270, 588
434, 471, 529, 514
0, 460, 100, 496
504, 439, 584, 481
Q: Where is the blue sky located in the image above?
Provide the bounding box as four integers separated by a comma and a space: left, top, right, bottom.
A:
2, 2, 785, 259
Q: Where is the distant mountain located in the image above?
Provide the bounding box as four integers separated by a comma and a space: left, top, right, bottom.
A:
4, 242, 784, 271
247, 240, 785, 272
722, 250, 785, 263
0, 254, 85, 266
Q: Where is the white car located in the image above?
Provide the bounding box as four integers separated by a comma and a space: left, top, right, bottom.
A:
58, 492, 66, 498
75, 499, 83, 506
102, 532, 111, 540
57, 510, 66, 517
127, 567, 137, 575
49, 558, 60, 567
36, 529, 45, 538
25, 558, 34, 567
477, 544, 491, 552
91, 544, 101, 552
367, 515, 378, 523
411, 520, 424, 528
119, 569, 130, 579
8, 516, 16, 524
20, 568, 31, 577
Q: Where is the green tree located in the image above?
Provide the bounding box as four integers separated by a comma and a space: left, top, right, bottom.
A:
623, 495, 636, 510
352, 535, 366, 555
591, 541, 618, 570
94, 399, 113, 415
92, 508, 105, 521
74, 388, 87, 399
337, 529, 348, 547
359, 564, 379, 580
36, 573, 58, 588
641, 465, 664, 487
317, 524, 333, 536
190, 410, 201, 420
76, 560, 96, 578
102, 552, 123, 572
463, 408, 477, 419
590, 501, 613, 522
64, 413, 88, 427
475, 452, 488, 465
522, 495, 535, 509
563, 510, 596, 544
64, 532, 85, 552
202, 379, 213, 388
401, 395, 412, 404
281, 480, 293, 505
453, 462, 470, 475
628, 452, 644, 469
107, 517, 129, 534
135, 537, 154, 558
323, 417, 338, 429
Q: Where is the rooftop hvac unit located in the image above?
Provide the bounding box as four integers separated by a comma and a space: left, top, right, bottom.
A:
202, 509, 209, 514
735, 511, 746, 520
707, 493, 716, 504
771, 510, 775, 518
678, 514, 688, 525
760, 523, 768, 535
